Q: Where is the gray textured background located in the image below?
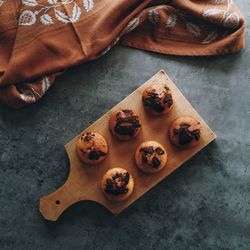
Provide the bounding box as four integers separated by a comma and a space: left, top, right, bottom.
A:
0, 1, 249, 249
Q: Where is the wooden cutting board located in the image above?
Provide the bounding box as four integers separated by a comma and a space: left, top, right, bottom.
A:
39, 70, 216, 221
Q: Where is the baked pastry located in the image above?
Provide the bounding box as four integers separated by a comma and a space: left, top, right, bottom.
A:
76, 132, 108, 164
135, 141, 167, 173
142, 83, 173, 115
109, 109, 141, 141
101, 168, 134, 201
169, 116, 202, 147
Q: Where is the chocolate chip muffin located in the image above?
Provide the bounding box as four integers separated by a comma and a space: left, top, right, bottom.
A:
169, 116, 202, 148
109, 109, 142, 141
101, 168, 134, 201
135, 141, 167, 173
142, 83, 173, 115
76, 132, 108, 165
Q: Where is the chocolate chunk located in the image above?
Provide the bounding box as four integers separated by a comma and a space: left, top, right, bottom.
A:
140, 146, 154, 155
140, 146, 156, 164
163, 93, 173, 108
114, 110, 141, 136
164, 86, 170, 91
192, 129, 201, 141
122, 172, 130, 184
115, 125, 135, 136
141, 153, 148, 163
178, 132, 193, 145
143, 87, 173, 112
105, 172, 130, 195
174, 124, 200, 145
82, 132, 95, 142
88, 150, 106, 160
122, 109, 133, 115
88, 150, 100, 160
143, 95, 164, 113
105, 178, 115, 193
155, 147, 164, 155
98, 151, 107, 156
147, 146, 154, 155
115, 112, 121, 118
106, 178, 114, 187
152, 157, 161, 168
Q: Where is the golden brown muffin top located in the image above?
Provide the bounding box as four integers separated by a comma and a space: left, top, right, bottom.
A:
142, 84, 173, 113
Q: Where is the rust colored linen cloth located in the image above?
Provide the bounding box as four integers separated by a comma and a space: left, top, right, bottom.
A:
0, 0, 245, 108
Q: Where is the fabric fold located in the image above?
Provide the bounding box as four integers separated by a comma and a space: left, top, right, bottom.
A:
0, 0, 245, 108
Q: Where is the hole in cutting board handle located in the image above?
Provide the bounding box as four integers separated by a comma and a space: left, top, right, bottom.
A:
55, 200, 60, 205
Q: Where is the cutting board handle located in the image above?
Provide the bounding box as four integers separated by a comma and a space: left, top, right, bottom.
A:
39, 177, 83, 221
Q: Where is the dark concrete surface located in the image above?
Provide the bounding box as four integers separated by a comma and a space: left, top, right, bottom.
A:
0, 1, 249, 249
